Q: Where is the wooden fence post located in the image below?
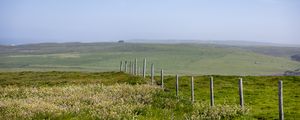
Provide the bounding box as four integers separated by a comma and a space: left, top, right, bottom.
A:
210, 76, 214, 107
132, 59, 135, 75
176, 74, 179, 97
278, 80, 284, 120
161, 69, 164, 88
143, 58, 146, 78
130, 61, 134, 74
131, 61, 134, 75
191, 76, 194, 103
128, 61, 130, 74
239, 78, 244, 109
135, 58, 137, 75
151, 64, 154, 85
125, 61, 128, 73
135, 64, 138, 75
138, 66, 141, 76
127, 61, 129, 74
120, 61, 123, 72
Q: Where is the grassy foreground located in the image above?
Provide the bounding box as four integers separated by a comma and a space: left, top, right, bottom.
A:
0, 71, 299, 119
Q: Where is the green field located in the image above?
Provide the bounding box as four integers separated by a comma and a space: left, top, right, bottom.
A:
1, 43, 300, 75
0, 71, 299, 119
1, 43, 299, 119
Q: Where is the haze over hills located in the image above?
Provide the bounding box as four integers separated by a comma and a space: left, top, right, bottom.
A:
1, 42, 299, 75
1, 40, 300, 47
126, 39, 300, 47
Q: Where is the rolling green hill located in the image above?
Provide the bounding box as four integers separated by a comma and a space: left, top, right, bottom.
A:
1, 43, 299, 75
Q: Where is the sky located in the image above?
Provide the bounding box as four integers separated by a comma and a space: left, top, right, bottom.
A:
0, 0, 299, 45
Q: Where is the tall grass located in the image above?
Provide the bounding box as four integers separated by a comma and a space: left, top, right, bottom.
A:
0, 84, 159, 119
0, 72, 252, 119
0, 83, 248, 120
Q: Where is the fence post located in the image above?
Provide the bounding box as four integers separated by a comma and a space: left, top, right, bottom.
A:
210, 76, 214, 107
120, 61, 123, 72
151, 64, 154, 85
143, 58, 146, 78
127, 61, 129, 74
191, 76, 195, 103
161, 69, 164, 88
278, 80, 284, 120
125, 61, 128, 73
128, 61, 130, 74
176, 74, 179, 97
135, 64, 138, 75
130, 61, 134, 74
239, 78, 244, 109
138, 66, 141, 76
131, 61, 134, 75
132, 60, 135, 75
135, 58, 137, 75
130, 61, 132, 74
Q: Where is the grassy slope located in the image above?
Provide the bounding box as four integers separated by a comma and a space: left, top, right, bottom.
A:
240, 46, 300, 58
1, 43, 299, 75
0, 72, 299, 119
0, 71, 145, 87
0, 72, 156, 119
0, 71, 247, 120
157, 75, 300, 119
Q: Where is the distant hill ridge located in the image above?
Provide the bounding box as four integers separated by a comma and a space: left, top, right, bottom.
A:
1, 40, 300, 47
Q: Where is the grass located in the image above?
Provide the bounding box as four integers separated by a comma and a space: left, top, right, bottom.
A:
154, 75, 300, 119
0, 71, 299, 119
0, 71, 146, 87
0, 84, 159, 119
1, 43, 299, 75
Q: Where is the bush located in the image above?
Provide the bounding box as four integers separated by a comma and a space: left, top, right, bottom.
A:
185, 103, 249, 120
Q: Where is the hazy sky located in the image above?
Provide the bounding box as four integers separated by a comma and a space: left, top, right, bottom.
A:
0, 0, 299, 44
